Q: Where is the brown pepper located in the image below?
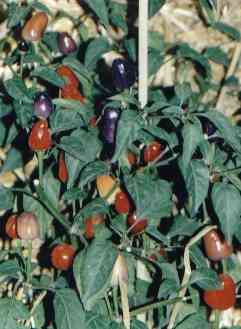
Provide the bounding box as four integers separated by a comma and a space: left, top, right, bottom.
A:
22, 12, 48, 42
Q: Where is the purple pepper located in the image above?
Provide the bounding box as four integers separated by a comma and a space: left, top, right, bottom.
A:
205, 121, 216, 136
58, 32, 77, 55
112, 58, 136, 91
34, 92, 54, 119
101, 108, 120, 144
18, 40, 29, 53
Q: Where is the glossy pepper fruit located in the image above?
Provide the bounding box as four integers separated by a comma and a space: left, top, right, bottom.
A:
58, 32, 77, 55
5, 214, 18, 239
51, 243, 76, 271
127, 213, 148, 235
34, 92, 54, 119
28, 120, 52, 151
22, 12, 48, 42
17, 212, 40, 241
203, 229, 233, 262
18, 40, 29, 53
56, 65, 79, 88
96, 175, 121, 205
58, 151, 68, 183
144, 141, 164, 163
115, 191, 132, 214
85, 214, 105, 239
100, 108, 120, 144
112, 58, 136, 91
60, 85, 85, 103
203, 274, 236, 310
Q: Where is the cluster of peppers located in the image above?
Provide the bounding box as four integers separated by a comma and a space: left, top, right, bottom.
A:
5, 213, 76, 271
202, 229, 235, 311
5, 9, 236, 314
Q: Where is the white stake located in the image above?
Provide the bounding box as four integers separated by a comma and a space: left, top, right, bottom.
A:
138, 0, 148, 109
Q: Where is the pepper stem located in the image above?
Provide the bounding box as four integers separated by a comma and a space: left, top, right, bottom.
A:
37, 151, 44, 187
26, 240, 32, 284
213, 310, 220, 329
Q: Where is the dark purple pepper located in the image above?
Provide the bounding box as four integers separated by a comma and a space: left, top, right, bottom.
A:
101, 108, 120, 144
58, 32, 77, 55
112, 59, 136, 91
34, 92, 54, 119
205, 121, 216, 136
18, 40, 29, 53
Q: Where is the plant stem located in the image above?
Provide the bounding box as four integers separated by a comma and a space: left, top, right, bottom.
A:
222, 259, 228, 274
20, 53, 24, 79
130, 297, 183, 316
35, 183, 71, 230
27, 240, 32, 284
213, 310, 220, 329
113, 285, 120, 319
37, 151, 44, 187
105, 294, 114, 320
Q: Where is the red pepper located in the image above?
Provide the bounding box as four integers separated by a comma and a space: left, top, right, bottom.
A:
58, 151, 68, 183
28, 120, 52, 151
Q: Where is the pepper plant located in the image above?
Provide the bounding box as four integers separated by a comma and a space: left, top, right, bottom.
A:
0, 1, 240, 329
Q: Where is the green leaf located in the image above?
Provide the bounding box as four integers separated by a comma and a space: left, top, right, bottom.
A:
50, 109, 84, 133
177, 43, 211, 78
0, 298, 29, 329
13, 101, 33, 128
112, 110, 141, 162
7, 3, 31, 28
42, 32, 59, 52
125, 172, 172, 221
0, 187, 14, 210
75, 240, 118, 310
4, 78, 32, 103
204, 47, 229, 66
53, 98, 93, 123
31, 67, 65, 87
198, 111, 241, 153
43, 170, 60, 206
144, 126, 178, 149
59, 129, 102, 163
149, 0, 165, 18
84, 37, 110, 70
65, 154, 85, 189
131, 320, 148, 329
149, 49, 164, 77
186, 160, 210, 215
0, 99, 12, 118
1, 148, 23, 174
86, 312, 111, 329
80, 161, 109, 188
110, 3, 128, 33
158, 279, 179, 298
189, 245, 207, 268
124, 38, 137, 62
168, 215, 201, 238
175, 83, 193, 104
54, 289, 85, 329
212, 183, 241, 241
212, 21, 240, 40
0, 260, 21, 279
75, 198, 109, 221
181, 122, 203, 170
85, 0, 109, 27
189, 267, 220, 289
31, 0, 52, 15
175, 312, 210, 329
63, 188, 87, 202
